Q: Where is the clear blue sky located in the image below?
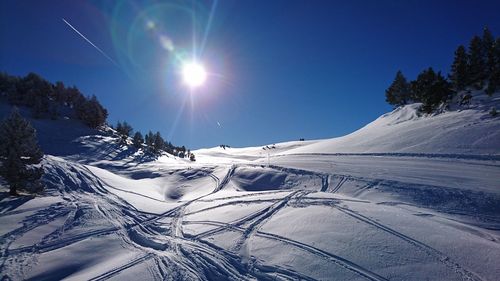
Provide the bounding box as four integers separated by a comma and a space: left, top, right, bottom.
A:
1, 0, 500, 149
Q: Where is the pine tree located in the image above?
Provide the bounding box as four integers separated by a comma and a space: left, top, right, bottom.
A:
115, 121, 133, 143
53, 81, 66, 104
482, 27, 495, 78
411, 68, 451, 113
468, 35, 486, 87
385, 71, 410, 106
0, 108, 44, 195
153, 132, 164, 154
411, 67, 437, 102
449, 45, 469, 91
133, 132, 144, 148
487, 38, 500, 95
144, 131, 155, 153
76, 95, 108, 128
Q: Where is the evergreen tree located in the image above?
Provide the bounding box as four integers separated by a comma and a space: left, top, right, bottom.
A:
153, 132, 164, 154
115, 121, 123, 135
75, 95, 108, 128
53, 81, 66, 104
31, 93, 45, 119
487, 38, 500, 95
468, 35, 486, 87
0, 108, 44, 195
449, 45, 469, 91
133, 131, 144, 148
385, 71, 411, 106
144, 131, 155, 152
115, 121, 133, 143
482, 27, 495, 78
411, 68, 451, 113
411, 67, 437, 102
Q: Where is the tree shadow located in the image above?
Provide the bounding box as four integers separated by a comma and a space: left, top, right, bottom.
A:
0, 191, 34, 214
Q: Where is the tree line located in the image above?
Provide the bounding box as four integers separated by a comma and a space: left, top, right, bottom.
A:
0, 72, 197, 195
385, 27, 500, 113
114, 121, 196, 161
0, 72, 108, 128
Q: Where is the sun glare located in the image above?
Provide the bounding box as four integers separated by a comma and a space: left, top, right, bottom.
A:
182, 61, 207, 88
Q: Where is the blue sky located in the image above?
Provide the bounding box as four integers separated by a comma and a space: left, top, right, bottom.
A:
1, 0, 500, 149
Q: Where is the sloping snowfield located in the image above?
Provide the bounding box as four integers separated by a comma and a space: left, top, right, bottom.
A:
1, 97, 500, 280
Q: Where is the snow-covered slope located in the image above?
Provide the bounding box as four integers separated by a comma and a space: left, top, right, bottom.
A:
1, 94, 499, 280
285, 102, 500, 155
196, 92, 500, 159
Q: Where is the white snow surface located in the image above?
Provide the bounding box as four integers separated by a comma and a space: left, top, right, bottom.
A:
1, 94, 500, 280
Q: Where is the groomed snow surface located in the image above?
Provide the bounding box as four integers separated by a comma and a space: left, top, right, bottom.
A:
1, 94, 500, 280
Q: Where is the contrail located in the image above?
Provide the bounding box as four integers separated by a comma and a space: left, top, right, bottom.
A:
62, 18, 118, 66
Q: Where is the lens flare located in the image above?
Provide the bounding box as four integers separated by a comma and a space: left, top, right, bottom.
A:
182, 61, 207, 88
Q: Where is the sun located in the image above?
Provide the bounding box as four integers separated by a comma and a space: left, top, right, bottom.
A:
182, 61, 207, 88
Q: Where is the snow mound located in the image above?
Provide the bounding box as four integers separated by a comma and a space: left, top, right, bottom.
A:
228, 165, 326, 192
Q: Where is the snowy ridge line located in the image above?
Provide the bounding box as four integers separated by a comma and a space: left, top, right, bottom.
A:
79, 165, 167, 203
262, 164, 327, 176
332, 205, 484, 281
275, 152, 500, 162
185, 220, 388, 281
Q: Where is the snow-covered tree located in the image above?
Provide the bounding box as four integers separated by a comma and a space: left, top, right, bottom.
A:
0, 108, 44, 195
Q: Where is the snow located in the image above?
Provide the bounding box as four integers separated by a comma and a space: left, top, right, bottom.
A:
1, 94, 500, 280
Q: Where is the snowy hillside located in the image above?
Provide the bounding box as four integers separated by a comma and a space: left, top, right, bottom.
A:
285, 91, 500, 155
1, 96, 500, 280
196, 91, 500, 158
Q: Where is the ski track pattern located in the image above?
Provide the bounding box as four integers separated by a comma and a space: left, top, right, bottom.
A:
1, 160, 490, 281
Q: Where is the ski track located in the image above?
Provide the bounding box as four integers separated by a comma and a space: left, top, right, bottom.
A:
184, 220, 388, 281
1, 158, 494, 280
88, 253, 154, 281
331, 204, 485, 281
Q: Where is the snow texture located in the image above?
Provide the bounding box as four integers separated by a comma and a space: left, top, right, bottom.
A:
1, 93, 499, 280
